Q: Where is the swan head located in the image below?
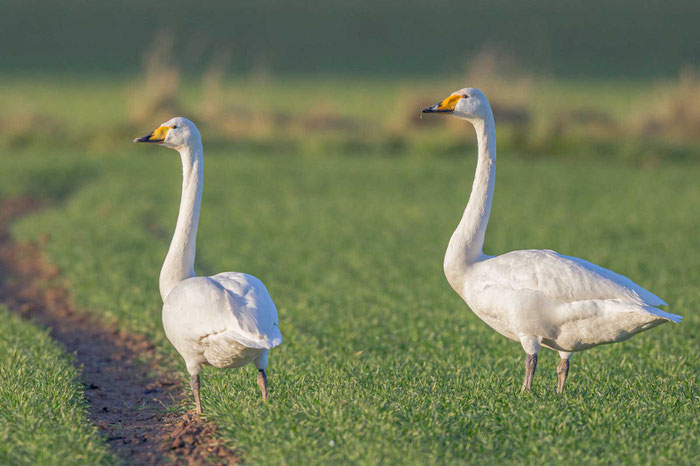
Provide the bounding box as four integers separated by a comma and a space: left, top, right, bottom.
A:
134, 117, 201, 150
421, 88, 492, 121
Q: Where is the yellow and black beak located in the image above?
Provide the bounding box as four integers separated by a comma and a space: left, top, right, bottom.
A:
421, 94, 462, 114
133, 125, 171, 143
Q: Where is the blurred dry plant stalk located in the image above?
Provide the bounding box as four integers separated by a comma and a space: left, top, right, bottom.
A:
389, 44, 533, 138
128, 30, 182, 126
463, 45, 533, 138
198, 47, 285, 141
199, 46, 232, 121
635, 66, 700, 142
0, 114, 65, 150
464, 44, 532, 104
113, 33, 698, 160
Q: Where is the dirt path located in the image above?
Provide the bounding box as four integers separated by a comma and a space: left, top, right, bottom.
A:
0, 198, 240, 465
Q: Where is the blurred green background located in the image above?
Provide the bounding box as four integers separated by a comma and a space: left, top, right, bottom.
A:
2, 0, 700, 162
3, 0, 699, 78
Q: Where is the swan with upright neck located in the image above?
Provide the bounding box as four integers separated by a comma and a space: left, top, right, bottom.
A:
135, 117, 282, 413
422, 89, 681, 392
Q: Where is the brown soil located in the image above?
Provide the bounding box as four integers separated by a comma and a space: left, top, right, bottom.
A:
0, 198, 240, 465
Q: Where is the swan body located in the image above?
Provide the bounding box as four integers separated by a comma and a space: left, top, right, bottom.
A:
460, 250, 678, 351
163, 273, 282, 370
135, 117, 282, 412
422, 89, 681, 392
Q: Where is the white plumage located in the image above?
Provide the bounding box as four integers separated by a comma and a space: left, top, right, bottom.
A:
163, 273, 282, 368
422, 88, 681, 392
135, 117, 281, 413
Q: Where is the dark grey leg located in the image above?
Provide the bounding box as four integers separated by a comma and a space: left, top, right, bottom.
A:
521, 353, 538, 392
190, 374, 202, 415
556, 359, 570, 393
257, 369, 268, 401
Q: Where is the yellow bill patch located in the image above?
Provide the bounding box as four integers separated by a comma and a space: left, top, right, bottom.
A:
436, 94, 462, 112
148, 125, 172, 142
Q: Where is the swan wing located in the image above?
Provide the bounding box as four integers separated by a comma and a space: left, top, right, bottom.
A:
479, 249, 667, 307
165, 273, 282, 350
209, 272, 283, 349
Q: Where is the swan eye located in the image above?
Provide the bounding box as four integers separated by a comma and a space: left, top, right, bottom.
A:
172, 125, 178, 129
462, 94, 470, 98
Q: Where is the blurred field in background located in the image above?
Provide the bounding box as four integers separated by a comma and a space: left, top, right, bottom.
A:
2, 59, 700, 165
2, 0, 699, 78
3, 1, 700, 165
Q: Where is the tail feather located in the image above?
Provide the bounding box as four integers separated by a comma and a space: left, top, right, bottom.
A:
647, 307, 683, 323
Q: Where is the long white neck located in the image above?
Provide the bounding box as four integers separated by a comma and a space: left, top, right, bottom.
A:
444, 112, 497, 291
159, 143, 204, 302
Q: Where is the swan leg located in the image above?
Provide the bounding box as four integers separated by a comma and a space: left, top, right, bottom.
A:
255, 350, 269, 401
556, 352, 572, 394
522, 353, 538, 392
519, 336, 541, 392
257, 370, 268, 401
190, 374, 203, 415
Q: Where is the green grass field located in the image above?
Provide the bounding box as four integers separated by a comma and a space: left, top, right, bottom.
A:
2, 134, 698, 463
0, 306, 114, 465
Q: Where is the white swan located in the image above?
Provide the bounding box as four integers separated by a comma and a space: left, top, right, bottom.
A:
422, 89, 682, 393
135, 117, 282, 413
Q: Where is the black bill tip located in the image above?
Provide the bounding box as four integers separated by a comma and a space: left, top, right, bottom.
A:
421, 103, 452, 114
133, 132, 162, 143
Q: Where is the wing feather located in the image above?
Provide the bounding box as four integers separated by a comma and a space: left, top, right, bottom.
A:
478, 249, 667, 306
165, 273, 282, 350
209, 272, 283, 349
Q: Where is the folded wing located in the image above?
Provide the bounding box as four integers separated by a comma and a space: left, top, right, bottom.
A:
166, 273, 282, 350
481, 249, 667, 307
209, 272, 283, 349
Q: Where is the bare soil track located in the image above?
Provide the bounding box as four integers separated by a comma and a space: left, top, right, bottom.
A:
0, 198, 240, 465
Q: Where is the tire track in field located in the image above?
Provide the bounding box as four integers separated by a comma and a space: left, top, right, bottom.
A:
0, 198, 240, 465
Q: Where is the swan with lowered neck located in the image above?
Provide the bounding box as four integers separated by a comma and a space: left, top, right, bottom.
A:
422, 89, 681, 393
135, 117, 282, 413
